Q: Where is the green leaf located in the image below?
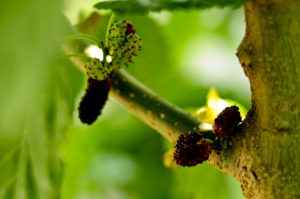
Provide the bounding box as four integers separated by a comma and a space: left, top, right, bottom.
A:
0, 58, 83, 199
0, 147, 21, 190
25, 153, 38, 199
2, 178, 17, 199
94, 0, 245, 13
0, 1, 83, 197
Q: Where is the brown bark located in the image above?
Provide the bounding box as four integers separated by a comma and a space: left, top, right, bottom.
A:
209, 1, 300, 198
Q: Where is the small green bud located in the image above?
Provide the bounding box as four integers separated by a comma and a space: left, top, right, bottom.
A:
107, 20, 142, 70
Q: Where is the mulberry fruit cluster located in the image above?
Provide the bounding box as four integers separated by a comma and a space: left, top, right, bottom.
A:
79, 20, 142, 125
213, 106, 242, 138
78, 78, 112, 125
174, 132, 212, 167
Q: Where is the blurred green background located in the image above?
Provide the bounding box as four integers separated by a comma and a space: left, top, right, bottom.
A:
0, 0, 249, 198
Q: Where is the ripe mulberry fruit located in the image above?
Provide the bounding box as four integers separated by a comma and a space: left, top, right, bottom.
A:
78, 78, 112, 125
174, 132, 212, 167
213, 106, 242, 138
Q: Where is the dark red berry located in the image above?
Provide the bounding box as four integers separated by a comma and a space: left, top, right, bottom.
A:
78, 78, 112, 125
213, 106, 242, 138
174, 132, 211, 167
126, 22, 135, 36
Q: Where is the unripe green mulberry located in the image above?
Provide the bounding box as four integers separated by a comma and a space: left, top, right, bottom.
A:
85, 58, 113, 81
111, 34, 142, 69
107, 20, 142, 70
108, 20, 128, 48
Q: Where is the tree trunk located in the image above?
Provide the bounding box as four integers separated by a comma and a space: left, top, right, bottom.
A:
209, 0, 300, 198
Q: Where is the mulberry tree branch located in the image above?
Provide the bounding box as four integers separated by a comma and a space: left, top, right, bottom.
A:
110, 70, 215, 144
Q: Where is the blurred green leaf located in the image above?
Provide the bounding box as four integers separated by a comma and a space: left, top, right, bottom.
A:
0, 0, 83, 198
2, 179, 17, 199
0, 58, 83, 199
25, 153, 38, 199
94, 0, 245, 13
0, 147, 20, 190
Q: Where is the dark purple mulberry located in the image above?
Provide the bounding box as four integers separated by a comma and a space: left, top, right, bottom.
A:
78, 78, 112, 125
174, 132, 211, 167
213, 106, 242, 138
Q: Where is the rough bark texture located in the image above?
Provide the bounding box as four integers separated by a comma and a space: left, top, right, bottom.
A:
209, 0, 300, 198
